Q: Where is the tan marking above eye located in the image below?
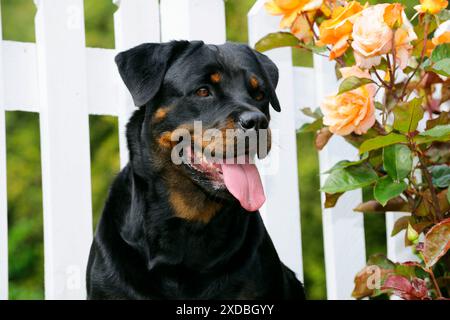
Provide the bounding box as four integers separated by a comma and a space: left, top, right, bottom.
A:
250, 76, 259, 89
210, 72, 221, 83
254, 91, 264, 101
196, 87, 210, 97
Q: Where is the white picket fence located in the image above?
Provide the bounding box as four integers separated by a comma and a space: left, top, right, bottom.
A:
0, 0, 413, 300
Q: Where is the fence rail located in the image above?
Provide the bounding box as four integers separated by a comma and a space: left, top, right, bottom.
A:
0, 0, 413, 300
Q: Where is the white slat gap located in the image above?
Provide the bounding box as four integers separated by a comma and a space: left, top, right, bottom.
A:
86, 48, 120, 116
113, 0, 161, 168
0, 2, 8, 300
160, 0, 226, 43
293, 67, 316, 130
34, 0, 93, 299
248, 0, 303, 282
2, 41, 39, 112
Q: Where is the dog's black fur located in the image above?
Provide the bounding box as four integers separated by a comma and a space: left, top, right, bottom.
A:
86, 41, 305, 299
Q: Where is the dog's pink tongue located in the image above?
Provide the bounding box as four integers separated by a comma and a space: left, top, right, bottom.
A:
221, 163, 265, 212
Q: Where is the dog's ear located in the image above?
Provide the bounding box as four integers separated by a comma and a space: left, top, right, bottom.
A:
250, 50, 281, 112
115, 41, 190, 107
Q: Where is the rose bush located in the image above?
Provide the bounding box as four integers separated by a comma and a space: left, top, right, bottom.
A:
258, 0, 450, 300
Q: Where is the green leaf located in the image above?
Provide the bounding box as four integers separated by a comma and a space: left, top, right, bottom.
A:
413, 133, 450, 144
367, 254, 396, 270
322, 153, 369, 174
430, 58, 450, 77
431, 43, 450, 63
359, 133, 407, 154
415, 125, 450, 144
420, 124, 450, 138
383, 144, 412, 181
426, 111, 449, 129
430, 165, 450, 188
298, 42, 328, 54
321, 164, 378, 194
298, 118, 323, 133
255, 32, 299, 52
447, 188, 450, 204
374, 176, 407, 207
429, 44, 450, 77
437, 9, 450, 21
423, 218, 450, 268
300, 107, 323, 119
392, 98, 424, 133
338, 76, 373, 94
375, 102, 384, 110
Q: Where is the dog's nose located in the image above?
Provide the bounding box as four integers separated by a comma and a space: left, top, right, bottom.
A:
238, 111, 268, 131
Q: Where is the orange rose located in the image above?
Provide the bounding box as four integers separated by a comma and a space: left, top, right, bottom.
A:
291, 12, 315, 43
352, 4, 417, 69
383, 3, 403, 28
394, 22, 418, 69
414, 0, 448, 14
265, 0, 323, 28
318, 1, 364, 59
320, 66, 376, 136
352, 4, 394, 69
433, 21, 450, 45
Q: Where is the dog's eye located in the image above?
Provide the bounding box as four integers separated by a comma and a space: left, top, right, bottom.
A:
196, 87, 210, 97
254, 91, 265, 101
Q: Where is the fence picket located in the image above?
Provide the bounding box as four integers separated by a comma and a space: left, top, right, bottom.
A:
1, 43, 119, 116
248, 0, 303, 281
313, 55, 366, 299
34, 0, 93, 299
160, 0, 226, 43
113, 0, 161, 167
0, 2, 8, 299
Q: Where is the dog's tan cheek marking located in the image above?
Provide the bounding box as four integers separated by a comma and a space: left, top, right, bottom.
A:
153, 106, 171, 123
250, 76, 259, 89
169, 190, 222, 223
210, 72, 221, 84
157, 123, 195, 149
158, 131, 174, 149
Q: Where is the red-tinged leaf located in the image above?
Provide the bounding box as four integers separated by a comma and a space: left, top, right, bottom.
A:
352, 265, 394, 299
423, 218, 450, 268
315, 127, 333, 150
354, 197, 410, 213
382, 276, 429, 300
391, 216, 410, 236
352, 254, 396, 299
325, 192, 343, 208
382, 275, 412, 292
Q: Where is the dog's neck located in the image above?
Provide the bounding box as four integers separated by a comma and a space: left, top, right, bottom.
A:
163, 169, 223, 223
117, 167, 264, 274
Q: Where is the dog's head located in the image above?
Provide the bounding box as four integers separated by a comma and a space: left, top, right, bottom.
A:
116, 41, 280, 214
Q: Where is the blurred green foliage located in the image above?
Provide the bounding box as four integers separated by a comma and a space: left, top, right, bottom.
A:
3, 0, 394, 300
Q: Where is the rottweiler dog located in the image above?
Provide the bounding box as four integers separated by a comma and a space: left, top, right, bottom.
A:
86, 41, 305, 300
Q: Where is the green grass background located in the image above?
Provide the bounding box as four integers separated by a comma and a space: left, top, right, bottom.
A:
3, 0, 418, 299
